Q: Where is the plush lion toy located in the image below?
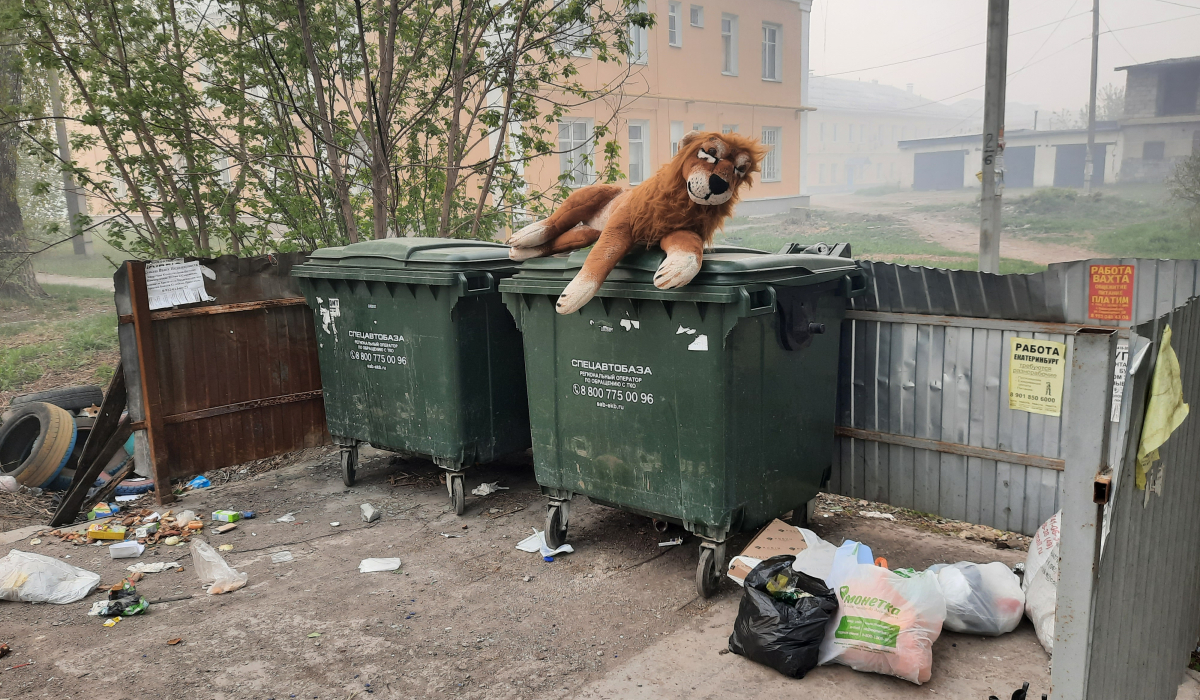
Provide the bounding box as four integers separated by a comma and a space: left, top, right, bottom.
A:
508, 130, 768, 314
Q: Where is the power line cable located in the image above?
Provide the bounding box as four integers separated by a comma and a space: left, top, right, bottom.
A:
1100, 13, 1139, 63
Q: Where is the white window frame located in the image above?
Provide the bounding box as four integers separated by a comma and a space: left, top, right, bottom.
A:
215, 157, 231, 185
760, 127, 781, 182
556, 20, 593, 57
721, 124, 738, 134
670, 120, 684, 156
761, 23, 781, 82
628, 119, 651, 185
668, 2, 682, 47
818, 164, 826, 184
690, 4, 703, 27
692, 122, 705, 132
832, 124, 838, 141
831, 163, 838, 182
721, 14, 738, 76
559, 118, 595, 188
819, 123, 825, 141
629, 1, 648, 65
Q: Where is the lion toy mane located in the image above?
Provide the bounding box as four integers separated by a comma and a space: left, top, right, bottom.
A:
507, 130, 769, 314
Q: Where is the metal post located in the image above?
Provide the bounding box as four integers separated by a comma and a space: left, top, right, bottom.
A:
979, 0, 1008, 274
48, 70, 92, 257
1052, 328, 1117, 699
1083, 0, 1100, 193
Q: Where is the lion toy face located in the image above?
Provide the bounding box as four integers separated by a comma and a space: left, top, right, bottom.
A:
682, 134, 760, 206
506, 130, 768, 314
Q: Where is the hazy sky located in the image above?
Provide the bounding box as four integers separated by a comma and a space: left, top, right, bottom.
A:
809, 0, 1200, 113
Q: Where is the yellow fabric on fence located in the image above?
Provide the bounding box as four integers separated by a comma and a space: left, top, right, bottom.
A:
1136, 325, 1190, 490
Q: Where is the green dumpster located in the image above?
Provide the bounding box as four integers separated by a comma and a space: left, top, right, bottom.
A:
293, 238, 530, 514
499, 244, 865, 595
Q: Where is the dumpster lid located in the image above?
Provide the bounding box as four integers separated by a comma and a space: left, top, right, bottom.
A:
508, 244, 858, 286
302, 237, 517, 271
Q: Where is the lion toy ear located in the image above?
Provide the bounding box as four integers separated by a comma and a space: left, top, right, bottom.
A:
679, 130, 705, 151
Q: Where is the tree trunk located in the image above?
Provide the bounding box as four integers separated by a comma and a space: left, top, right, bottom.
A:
0, 44, 45, 299
437, 0, 476, 238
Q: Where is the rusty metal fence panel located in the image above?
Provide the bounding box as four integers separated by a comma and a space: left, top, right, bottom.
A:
833, 259, 1200, 535
115, 253, 328, 504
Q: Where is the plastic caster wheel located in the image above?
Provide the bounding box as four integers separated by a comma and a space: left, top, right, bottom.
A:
544, 504, 568, 549
696, 546, 722, 598
449, 474, 465, 516
340, 446, 358, 487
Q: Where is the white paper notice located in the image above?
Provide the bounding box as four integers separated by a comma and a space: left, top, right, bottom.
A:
144, 259, 215, 310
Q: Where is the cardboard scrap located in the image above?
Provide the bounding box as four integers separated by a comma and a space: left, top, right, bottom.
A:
726, 519, 808, 584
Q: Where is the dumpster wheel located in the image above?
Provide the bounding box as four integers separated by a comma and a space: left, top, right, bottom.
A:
544, 503, 568, 549
696, 543, 725, 598
340, 445, 358, 487
448, 473, 465, 515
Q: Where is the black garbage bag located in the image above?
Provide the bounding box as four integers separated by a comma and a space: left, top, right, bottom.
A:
727, 554, 839, 678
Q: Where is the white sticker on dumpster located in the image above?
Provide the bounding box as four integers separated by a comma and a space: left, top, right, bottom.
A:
570, 359, 655, 410
348, 330, 408, 371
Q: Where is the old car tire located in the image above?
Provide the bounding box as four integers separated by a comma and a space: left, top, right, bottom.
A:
0, 402, 78, 488
11, 385, 104, 412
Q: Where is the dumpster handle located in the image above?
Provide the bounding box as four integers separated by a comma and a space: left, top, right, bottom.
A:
741, 287, 777, 315
460, 272, 496, 296
839, 269, 869, 299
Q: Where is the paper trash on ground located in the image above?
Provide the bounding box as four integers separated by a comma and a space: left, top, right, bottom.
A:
271, 551, 294, 563
726, 519, 838, 586
516, 529, 574, 557
359, 558, 402, 573
275, 512, 297, 523
860, 511, 896, 521
471, 482, 509, 497
127, 561, 180, 574
109, 541, 145, 559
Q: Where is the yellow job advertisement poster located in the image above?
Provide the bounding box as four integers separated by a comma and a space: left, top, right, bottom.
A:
1009, 337, 1067, 417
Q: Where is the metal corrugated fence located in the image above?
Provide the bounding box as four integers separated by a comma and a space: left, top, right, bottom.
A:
832, 258, 1200, 535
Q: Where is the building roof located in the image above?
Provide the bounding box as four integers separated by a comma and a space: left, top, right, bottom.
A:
808, 76, 962, 119
896, 122, 1120, 149
1115, 55, 1200, 72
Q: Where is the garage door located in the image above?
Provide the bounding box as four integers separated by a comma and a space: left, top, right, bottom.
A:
1053, 144, 1107, 188
1005, 146, 1036, 188
913, 151, 967, 191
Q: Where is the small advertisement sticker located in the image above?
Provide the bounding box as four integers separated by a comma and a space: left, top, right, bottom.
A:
1008, 337, 1066, 417
1088, 264, 1134, 321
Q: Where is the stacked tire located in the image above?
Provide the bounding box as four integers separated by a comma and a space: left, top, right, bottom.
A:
0, 402, 78, 488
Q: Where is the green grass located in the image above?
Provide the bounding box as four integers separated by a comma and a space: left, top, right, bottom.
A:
32, 236, 125, 278
0, 285, 119, 393
1091, 219, 1200, 260
854, 184, 906, 197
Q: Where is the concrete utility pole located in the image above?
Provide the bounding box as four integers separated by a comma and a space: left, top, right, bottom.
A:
48, 70, 92, 257
1083, 0, 1101, 193
979, 0, 1009, 275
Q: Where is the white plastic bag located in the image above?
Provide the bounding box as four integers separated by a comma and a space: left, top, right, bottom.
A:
0, 550, 101, 604
791, 528, 838, 581
1023, 511, 1060, 654
819, 541, 947, 685
929, 562, 1025, 636
190, 539, 248, 595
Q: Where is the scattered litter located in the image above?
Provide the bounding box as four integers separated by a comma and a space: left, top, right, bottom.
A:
860, 511, 896, 521
87, 522, 126, 541
134, 523, 158, 538
167, 638, 183, 645
307, 632, 322, 638
523, 575, 531, 582
439, 533, 463, 538
240, 511, 255, 519
186, 476, 211, 489
727, 520, 837, 587
176, 510, 197, 523
191, 539, 248, 595
103, 617, 121, 627
361, 503, 380, 522
163, 536, 182, 546
88, 581, 148, 617
0, 550, 101, 604
215, 523, 238, 534
516, 529, 574, 559
218, 544, 234, 552
0, 642, 9, 658
330, 522, 341, 527
658, 537, 683, 547
0, 475, 18, 492
271, 551, 294, 564
126, 562, 180, 574
358, 558, 402, 573
470, 482, 509, 497
109, 541, 145, 559
275, 512, 297, 523
115, 495, 139, 502
143, 512, 161, 523
211, 510, 241, 523
28, 539, 41, 546
88, 503, 117, 520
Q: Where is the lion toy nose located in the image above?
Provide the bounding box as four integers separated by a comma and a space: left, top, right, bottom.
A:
708, 173, 729, 195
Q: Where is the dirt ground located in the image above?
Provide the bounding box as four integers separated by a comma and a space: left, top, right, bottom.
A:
2, 448, 1198, 700
813, 192, 1098, 266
